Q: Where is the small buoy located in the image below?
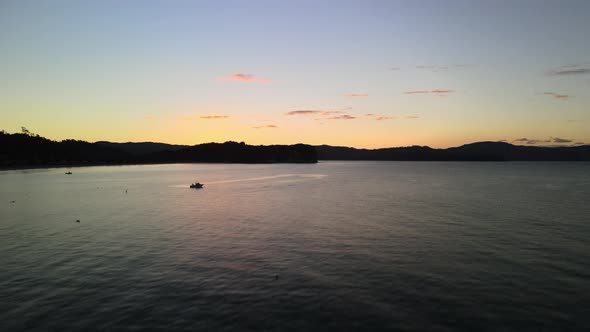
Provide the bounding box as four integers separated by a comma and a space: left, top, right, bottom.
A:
10, 200, 15, 203
275, 275, 279, 280
125, 189, 128, 194
76, 219, 80, 223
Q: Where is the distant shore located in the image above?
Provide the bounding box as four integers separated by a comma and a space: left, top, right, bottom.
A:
0, 160, 303, 172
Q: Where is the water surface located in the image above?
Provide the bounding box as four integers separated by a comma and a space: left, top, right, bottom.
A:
1, 162, 589, 331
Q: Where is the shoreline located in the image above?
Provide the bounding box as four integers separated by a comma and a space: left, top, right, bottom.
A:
3, 159, 589, 172
0, 160, 319, 171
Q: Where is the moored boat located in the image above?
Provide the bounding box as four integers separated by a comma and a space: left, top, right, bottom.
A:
190, 182, 204, 189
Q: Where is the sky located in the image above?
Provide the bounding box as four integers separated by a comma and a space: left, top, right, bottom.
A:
1, 0, 589, 148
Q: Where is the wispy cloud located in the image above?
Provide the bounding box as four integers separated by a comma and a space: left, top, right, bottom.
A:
405, 115, 420, 119
543, 92, 570, 100
286, 109, 345, 116
345, 94, 368, 98
252, 125, 278, 129
513, 137, 574, 145
415, 65, 452, 72
326, 115, 356, 120
220, 73, 271, 84
323, 110, 345, 115
547, 65, 590, 76
391, 64, 470, 72
200, 115, 229, 119
513, 138, 545, 145
365, 113, 395, 120
404, 89, 454, 95
143, 116, 157, 122
182, 115, 229, 122
286, 110, 324, 115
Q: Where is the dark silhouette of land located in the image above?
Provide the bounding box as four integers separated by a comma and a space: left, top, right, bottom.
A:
0, 131, 317, 168
2, 130, 589, 169
316, 142, 590, 161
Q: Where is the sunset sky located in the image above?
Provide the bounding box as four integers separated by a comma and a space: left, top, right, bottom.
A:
1, 0, 589, 148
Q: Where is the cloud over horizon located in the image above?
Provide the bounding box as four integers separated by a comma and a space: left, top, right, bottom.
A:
543, 92, 570, 100
183, 115, 229, 121
365, 113, 395, 120
286, 110, 324, 115
286, 109, 345, 116
344, 94, 369, 98
513, 137, 574, 145
252, 125, 278, 129
326, 115, 356, 120
404, 89, 454, 95
220, 73, 271, 83
200, 115, 230, 119
547, 65, 590, 76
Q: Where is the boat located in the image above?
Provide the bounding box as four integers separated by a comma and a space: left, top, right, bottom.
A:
190, 182, 204, 189
65, 171, 72, 175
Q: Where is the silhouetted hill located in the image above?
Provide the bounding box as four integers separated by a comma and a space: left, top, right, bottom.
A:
0, 131, 317, 168
317, 142, 590, 161
95, 141, 188, 155
2, 130, 589, 169
0, 132, 131, 167
143, 142, 317, 163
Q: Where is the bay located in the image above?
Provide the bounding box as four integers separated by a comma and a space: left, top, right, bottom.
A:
1, 162, 589, 331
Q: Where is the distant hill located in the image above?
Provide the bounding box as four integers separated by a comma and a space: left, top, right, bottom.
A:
316, 142, 590, 161
95, 141, 188, 155
2, 130, 589, 170
142, 142, 318, 164
0, 131, 317, 168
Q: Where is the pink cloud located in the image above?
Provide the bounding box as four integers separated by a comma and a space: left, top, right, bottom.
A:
200, 115, 229, 119
345, 94, 369, 98
431, 89, 453, 94
404, 90, 430, 94
405, 115, 420, 119
220, 73, 270, 84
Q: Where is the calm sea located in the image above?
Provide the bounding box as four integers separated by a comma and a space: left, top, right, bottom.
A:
1, 162, 589, 331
